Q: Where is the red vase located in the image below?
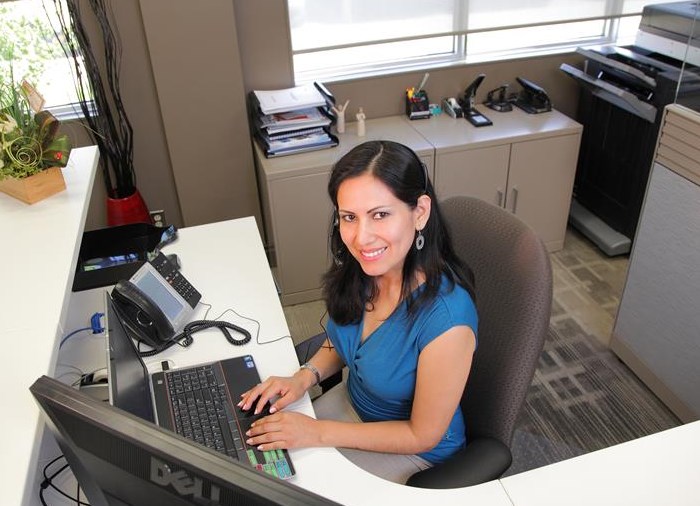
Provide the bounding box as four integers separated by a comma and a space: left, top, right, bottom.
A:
106, 188, 151, 226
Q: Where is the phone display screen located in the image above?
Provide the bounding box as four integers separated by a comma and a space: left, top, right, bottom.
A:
133, 270, 183, 321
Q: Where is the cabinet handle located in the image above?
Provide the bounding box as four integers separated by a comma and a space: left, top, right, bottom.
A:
510, 187, 519, 213
496, 189, 504, 207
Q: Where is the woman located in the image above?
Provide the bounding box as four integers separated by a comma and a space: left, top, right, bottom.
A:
240, 140, 478, 483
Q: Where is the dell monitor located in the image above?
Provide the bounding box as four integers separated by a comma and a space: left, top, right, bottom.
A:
30, 376, 339, 506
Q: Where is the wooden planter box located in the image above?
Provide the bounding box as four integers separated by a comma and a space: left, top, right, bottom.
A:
0, 167, 66, 204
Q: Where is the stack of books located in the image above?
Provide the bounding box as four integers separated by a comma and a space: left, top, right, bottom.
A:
250, 82, 338, 158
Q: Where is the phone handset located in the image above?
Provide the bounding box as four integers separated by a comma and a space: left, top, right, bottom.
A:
112, 280, 175, 348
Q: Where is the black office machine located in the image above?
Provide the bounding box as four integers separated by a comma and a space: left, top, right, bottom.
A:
512, 76, 552, 114
459, 73, 493, 127
484, 84, 513, 112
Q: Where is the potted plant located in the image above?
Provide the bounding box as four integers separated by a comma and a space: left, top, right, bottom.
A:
0, 76, 72, 204
47, 0, 150, 225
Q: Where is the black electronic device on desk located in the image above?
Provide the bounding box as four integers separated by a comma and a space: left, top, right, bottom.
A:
459, 73, 493, 127
112, 251, 202, 349
512, 76, 552, 114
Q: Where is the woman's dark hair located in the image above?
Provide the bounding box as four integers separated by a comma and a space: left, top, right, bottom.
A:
322, 140, 475, 325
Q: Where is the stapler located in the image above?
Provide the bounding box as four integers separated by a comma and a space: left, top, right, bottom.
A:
512, 76, 552, 114
485, 84, 513, 112
459, 74, 492, 127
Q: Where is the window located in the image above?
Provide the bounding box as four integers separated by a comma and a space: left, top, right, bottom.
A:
287, 0, 683, 83
0, 0, 82, 110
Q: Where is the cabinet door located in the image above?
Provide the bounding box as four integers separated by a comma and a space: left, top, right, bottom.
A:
269, 172, 332, 303
507, 134, 580, 250
435, 145, 510, 205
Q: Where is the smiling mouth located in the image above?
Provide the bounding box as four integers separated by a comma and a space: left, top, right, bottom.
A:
361, 247, 387, 259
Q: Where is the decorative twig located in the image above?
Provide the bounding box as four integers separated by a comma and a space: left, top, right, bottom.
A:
43, 0, 135, 198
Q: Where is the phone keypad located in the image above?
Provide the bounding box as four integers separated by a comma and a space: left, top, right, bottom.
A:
151, 252, 202, 308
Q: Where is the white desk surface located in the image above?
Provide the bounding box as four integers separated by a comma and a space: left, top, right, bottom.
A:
0, 147, 99, 506
501, 420, 700, 506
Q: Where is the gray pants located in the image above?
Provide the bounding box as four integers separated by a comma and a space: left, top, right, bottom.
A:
312, 382, 432, 484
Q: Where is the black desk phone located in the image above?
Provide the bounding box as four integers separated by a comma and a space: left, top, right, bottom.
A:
112, 252, 202, 349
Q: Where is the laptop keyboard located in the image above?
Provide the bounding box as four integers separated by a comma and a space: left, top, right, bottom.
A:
165, 364, 294, 479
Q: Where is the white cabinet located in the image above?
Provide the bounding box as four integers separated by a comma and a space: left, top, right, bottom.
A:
410, 107, 582, 252
255, 117, 434, 305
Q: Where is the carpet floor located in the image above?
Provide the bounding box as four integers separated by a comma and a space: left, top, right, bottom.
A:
505, 316, 681, 476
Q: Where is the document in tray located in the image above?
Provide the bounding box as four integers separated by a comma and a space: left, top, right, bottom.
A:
253, 83, 330, 115
266, 131, 331, 151
257, 107, 332, 134
256, 129, 338, 158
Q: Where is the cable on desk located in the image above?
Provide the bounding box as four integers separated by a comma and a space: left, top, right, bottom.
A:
211, 307, 293, 346
59, 312, 105, 348
39, 455, 89, 506
138, 319, 252, 358
136, 302, 294, 357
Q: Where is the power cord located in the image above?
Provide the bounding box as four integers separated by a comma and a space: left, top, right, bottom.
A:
39, 455, 89, 506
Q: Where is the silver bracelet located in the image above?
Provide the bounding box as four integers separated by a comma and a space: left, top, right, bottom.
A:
300, 362, 321, 386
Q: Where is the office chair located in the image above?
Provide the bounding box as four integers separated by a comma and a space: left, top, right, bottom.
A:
295, 195, 551, 488
405, 195, 552, 488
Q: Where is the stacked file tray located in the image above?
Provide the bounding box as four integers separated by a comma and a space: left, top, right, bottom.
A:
251, 82, 338, 158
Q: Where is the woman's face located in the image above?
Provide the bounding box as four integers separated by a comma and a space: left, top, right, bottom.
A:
336, 172, 430, 280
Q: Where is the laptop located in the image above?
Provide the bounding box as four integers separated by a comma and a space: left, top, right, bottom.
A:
104, 292, 295, 479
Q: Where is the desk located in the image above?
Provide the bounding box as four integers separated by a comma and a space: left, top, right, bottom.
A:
500, 420, 700, 506
12, 173, 700, 504
56, 216, 513, 506
0, 147, 99, 506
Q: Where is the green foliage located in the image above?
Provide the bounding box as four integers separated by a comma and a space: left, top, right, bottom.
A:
0, 2, 66, 90
1, 69, 71, 179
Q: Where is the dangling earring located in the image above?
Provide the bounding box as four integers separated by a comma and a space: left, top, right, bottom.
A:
415, 229, 425, 251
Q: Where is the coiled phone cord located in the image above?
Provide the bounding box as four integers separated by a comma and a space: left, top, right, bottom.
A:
139, 320, 251, 357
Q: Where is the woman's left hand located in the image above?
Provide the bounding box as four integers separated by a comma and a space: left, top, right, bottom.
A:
246, 411, 320, 451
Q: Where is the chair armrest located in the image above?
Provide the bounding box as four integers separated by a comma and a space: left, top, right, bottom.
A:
405, 437, 512, 489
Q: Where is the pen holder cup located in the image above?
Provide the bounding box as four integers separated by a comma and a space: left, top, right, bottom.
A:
405, 91, 431, 120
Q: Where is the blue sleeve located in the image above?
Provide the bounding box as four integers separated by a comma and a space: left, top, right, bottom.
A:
417, 284, 478, 351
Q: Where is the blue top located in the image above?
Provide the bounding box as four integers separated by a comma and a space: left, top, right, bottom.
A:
326, 275, 478, 463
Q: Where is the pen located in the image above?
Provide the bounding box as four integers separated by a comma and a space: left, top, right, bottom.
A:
416, 72, 430, 93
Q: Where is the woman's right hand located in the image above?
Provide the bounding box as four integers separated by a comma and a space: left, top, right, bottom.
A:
238, 373, 309, 415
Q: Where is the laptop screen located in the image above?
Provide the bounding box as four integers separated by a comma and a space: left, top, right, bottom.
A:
105, 291, 155, 423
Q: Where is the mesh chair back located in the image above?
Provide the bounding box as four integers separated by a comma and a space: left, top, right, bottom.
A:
442, 196, 551, 447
